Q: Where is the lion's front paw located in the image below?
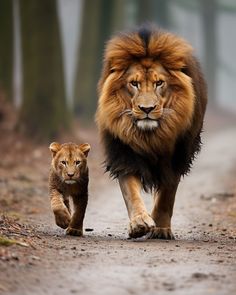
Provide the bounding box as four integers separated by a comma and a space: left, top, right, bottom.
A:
150, 227, 175, 240
129, 212, 155, 238
66, 227, 83, 236
54, 209, 71, 229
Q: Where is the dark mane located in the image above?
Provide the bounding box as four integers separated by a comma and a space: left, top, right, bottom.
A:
138, 24, 152, 52
102, 128, 202, 193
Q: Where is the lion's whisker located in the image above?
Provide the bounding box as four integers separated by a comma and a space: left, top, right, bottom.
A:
119, 109, 133, 117
163, 108, 174, 114
162, 108, 174, 118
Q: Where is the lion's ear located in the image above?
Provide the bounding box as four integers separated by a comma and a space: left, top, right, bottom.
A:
79, 143, 90, 158
49, 142, 61, 157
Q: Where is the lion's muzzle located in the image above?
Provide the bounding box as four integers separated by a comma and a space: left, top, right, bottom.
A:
136, 118, 159, 130
133, 104, 163, 131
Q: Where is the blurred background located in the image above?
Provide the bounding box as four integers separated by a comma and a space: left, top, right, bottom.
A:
0, 0, 236, 141
1, 3, 236, 292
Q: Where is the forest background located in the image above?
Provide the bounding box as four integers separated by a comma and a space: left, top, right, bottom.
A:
1, 0, 236, 141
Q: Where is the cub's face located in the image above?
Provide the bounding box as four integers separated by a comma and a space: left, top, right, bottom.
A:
124, 60, 170, 131
49, 142, 90, 184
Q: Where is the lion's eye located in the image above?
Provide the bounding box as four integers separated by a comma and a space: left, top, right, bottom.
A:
75, 160, 81, 166
154, 80, 164, 87
61, 161, 66, 166
130, 81, 139, 88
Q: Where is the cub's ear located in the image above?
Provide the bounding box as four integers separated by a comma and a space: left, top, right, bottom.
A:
49, 142, 61, 157
79, 143, 90, 157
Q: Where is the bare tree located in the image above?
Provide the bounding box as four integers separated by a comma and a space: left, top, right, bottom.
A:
200, 0, 218, 106
19, 0, 70, 140
74, 0, 125, 120
137, 0, 170, 28
0, 0, 13, 101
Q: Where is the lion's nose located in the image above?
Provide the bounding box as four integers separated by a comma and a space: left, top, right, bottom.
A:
138, 105, 156, 114
67, 172, 75, 177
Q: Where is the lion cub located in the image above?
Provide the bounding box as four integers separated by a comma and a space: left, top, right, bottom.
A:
49, 142, 90, 236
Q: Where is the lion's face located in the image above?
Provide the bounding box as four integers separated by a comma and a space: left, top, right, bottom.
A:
49, 142, 90, 184
125, 60, 169, 131
96, 30, 196, 155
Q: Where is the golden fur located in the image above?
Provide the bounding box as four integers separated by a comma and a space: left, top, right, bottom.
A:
49, 142, 90, 236
96, 30, 196, 155
96, 25, 207, 239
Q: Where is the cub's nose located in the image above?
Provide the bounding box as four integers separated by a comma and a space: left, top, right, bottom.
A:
138, 105, 156, 114
67, 172, 75, 177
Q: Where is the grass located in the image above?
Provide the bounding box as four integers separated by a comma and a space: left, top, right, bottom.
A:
0, 236, 28, 247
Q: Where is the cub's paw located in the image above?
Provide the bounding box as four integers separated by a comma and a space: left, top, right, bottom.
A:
129, 212, 155, 238
54, 209, 71, 229
66, 227, 83, 236
150, 227, 175, 240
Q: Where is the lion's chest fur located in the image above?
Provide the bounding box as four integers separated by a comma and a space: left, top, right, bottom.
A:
103, 129, 201, 192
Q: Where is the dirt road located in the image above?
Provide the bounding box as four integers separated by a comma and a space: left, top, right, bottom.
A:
0, 117, 236, 295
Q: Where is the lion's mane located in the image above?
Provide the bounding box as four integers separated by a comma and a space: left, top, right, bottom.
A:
96, 25, 207, 191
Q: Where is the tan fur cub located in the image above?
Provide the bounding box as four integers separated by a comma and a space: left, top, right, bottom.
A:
49, 142, 90, 236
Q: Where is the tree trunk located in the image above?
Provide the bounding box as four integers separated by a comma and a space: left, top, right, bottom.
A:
137, 0, 170, 28
74, 0, 125, 120
152, 0, 170, 28
201, 0, 218, 106
137, 0, 152, 23
19, 0, 70, 140
0, 0, 13, 101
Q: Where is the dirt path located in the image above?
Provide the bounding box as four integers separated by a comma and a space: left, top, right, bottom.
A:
1, 122, 236, 295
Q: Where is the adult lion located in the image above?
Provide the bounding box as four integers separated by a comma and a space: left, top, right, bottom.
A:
96, 25, 207, 239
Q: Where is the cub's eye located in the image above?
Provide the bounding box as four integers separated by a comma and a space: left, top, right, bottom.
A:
130, 81, 139, 88
61, 161, 66, 166
75, 160, 81, 166
154, 80, 164, 87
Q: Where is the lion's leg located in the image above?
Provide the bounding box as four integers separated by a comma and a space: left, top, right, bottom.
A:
66, 195, 88, 236
50, 189, 71, 229
151, 178, 180, 240
119, 175, 155, 238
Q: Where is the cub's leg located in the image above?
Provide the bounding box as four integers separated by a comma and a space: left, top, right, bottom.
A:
66, 194, 88, 236
151, 178, 180, 240
119, 175, 155, 238
50, 189, 71, 229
